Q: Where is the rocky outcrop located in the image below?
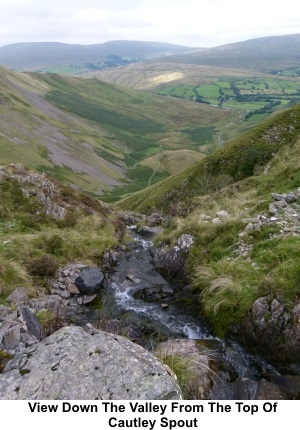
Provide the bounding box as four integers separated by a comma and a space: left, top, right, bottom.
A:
239, 296, 300, 364
152, 234, 194, 285
0, 325, 182, 400
0, 305, 43, 355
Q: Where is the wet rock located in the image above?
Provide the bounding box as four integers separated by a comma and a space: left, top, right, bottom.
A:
270, 375, 300, 399
0, 326, 182, 400
75, 268, 104, 295
152, 234, 193, 285
232, 378, 286, 400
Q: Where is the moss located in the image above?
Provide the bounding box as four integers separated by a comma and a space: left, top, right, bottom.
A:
0, 351, 14, 373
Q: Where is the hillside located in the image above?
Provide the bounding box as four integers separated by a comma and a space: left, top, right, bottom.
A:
0, 41, 195, 73
119, 105, 300, 214
118, 104, 300, 352
1, 65, 246, 199
155, 34, 300, 74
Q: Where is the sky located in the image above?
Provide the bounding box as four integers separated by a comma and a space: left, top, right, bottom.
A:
0, 0, 299, 48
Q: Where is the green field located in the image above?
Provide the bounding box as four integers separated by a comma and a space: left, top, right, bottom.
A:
157, 77, 300, 119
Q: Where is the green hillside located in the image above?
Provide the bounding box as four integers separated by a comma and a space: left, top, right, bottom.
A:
119, 105, 300, 214
0, 66, 238, 197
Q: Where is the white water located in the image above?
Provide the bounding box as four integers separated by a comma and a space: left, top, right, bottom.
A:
110, 281, 212, 340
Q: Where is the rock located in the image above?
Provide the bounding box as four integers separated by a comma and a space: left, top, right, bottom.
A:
245, 223, 254, 232
81, 294, 97, 305
161, 303, 169, 309
212, 218, 221, 224
271, 193, 285, 201
75, 268, 104, 295
239, 296, 300, 364
155, 339, 224, 400
0, 326, 182, 400
29, 296, 65, 318
284, 193, 297, 203
152, 234, 194, 285
20, 307, 46, 341
269, 203, 278, 215
232, 378, 286, 400
6, 287, 28, 305
136, 225, 158, 236
66, 279, 80, 295
216, 210, 229, 217
3, 325, 20, 350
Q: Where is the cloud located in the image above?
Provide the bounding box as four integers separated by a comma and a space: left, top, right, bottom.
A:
0, 0, 299, 47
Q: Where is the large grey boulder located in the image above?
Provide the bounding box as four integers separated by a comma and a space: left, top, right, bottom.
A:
0, 326, 182, 400
75, 268, 104, 295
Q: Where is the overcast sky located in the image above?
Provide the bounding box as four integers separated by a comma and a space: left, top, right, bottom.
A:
0, 0, 299, 48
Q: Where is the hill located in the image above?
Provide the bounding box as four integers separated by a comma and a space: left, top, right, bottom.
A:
155, 34, 300, 74
0, 40, 195, 73
0, 65, 240, 198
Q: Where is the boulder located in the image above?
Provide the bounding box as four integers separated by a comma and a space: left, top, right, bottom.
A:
0, 326, 182, 400
75, 268, 104, 295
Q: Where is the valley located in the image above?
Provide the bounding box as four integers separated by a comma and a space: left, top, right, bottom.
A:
0, 33, 300, 400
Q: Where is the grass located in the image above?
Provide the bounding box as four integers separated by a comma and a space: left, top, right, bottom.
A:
123, 104, 300, 337
118, 105, 300, 214
0, 171, 119, 303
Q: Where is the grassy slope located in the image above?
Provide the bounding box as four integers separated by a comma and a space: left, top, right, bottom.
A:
0, 165, 120, 304
0, 66, 236, 197
121, 105, 300, 336
33, 72, 240, 200
119, 105, 300, 214
0, 66, 127, 193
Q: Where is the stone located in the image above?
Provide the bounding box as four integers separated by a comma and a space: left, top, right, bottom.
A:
3, 325, 20, 350
0, 326, 182, 400
284, 193, 297, 203
66, 279, 80, 295
216, 210, 229, 217
6, 287, 28, 305
81, 294, 97, 305
271, 193, 285, 201
20, 307, 46, 341
245, 223, 254, 232
269, 203, 278, 215
75, 268, 104, 295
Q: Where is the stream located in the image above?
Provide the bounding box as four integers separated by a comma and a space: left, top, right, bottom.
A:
77, 232, 297, 399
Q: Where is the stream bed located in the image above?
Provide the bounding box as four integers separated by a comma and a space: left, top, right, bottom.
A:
76, 233, 298, 399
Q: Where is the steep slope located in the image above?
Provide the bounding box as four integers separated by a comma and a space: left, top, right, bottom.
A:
0, 66, 235, 196
0, 41, 195, 73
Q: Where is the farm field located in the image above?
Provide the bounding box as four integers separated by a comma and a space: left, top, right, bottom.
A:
156, 77, 300, 120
